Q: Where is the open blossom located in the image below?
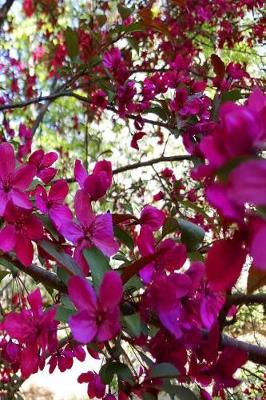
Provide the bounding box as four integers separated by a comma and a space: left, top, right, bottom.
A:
35, 180, 72, 229
0, 142, 36, 215
78, 371, 106, 399
68, 272, 123, 343
142, 272, 192, 339
2, 289, 58, 378
0, 202, 43, 266
137, 226, 186, 283
139, 205, 165, 231
29, 149, 58, 184
74, 159, 112, 201
60, 190, 119, 274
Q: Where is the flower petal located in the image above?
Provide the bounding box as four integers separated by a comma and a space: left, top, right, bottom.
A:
69, 310, 97, 344
0, 225, 16, 252
99, 271, 123, 310
0, 143, 15, 181
68, 276, 97, 312
13, 164, 36, 190
92, 213, 119, 257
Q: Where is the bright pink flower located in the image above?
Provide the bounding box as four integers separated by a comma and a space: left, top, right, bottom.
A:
139, 205, 165, 231
103, 48, 122, 70
68, 272, 123, 343
3, 289, 58, 378
228, 159, 266, 207
0, 202, 43, 266
137, 226, 186, 283
0, 143, 36, 215
60, 191, 119, 273
78, 371, 106, 399
143, 272, 191, 339
29, 149, 58, 184
35, 180, 72, 229
206, 237, 247, 292
74, 159, 112, 201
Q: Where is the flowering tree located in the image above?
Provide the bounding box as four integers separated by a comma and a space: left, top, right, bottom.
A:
0, 0, 265, 399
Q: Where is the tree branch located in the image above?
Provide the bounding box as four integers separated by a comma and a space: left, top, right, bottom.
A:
221, 334, 266, 365
0, 0, 15, 28
227, 293, 266, 307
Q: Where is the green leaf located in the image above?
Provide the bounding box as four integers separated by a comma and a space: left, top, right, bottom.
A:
100, 362, 134, 385
151, 363, 179, 379
125, 21, 145, 33
118, 4, 132, 19
164, 385, 198, 400
177, 218, 205, 251
39, 240, 82, 276
123, 313, 141, 337
83, 247, 110, 289
57, 267, 71, 284
56, 305, 75, 323
39, 215, 60, 241
65, 27, 79, 61
0, 257, 17, 275
144, 105, 169, 121
221, 89, 242, 103
162, 217, 179, 237
0, 270, 9, 282
114, 226, 134, 250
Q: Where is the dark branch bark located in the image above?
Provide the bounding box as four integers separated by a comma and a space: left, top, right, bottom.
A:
0, 0, 15, 28
221, 334, 266, 365
4, 254, 67, 293
227, 293, 266, 306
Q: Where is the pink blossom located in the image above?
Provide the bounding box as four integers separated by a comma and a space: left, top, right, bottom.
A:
78, 371, 106, 399
2, 289, 58, 378
60, 190, 118, 273
74, 159, 112, 201
35, 180, 72, 229
29, 149, 58, 184
0, 202, 43, 266
0, 142, 36, 215
139, 205, 165, 231
68, 272, 123, 343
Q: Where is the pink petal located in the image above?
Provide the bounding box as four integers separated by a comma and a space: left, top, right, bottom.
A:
139, 205, 165, 231
10, 189, 32, 210
74, 190, 94, 227
28, 288, 43, 317
0, 225, 15, 252
38, 167, 57, 184
13, 164, 36, 190
206, 238, 247, 291
68, 276, 97, 311
228, 159, 266, 206
25, 215, 43, 240
3, 312, 33, 340
207, 184, 243, 221
0, 190, 8, 216
74, 160, 88, 188
15, 233, 33, 266
97, 307, 121, 342
0, 143, 15, 181
99, 271, 123, 310
69, 310, 97, 344
41, 151, 58, 167
49, 204, 72, 229
92, 213, 119, 256
49, 179, 69, 203
250, 226, 266, 270
59, 221, 83, 244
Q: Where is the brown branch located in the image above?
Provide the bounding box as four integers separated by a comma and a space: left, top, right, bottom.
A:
0, 0, 15, 28
221, 334, 266, 365
4, 254, 67, 293
227, 293, 266, 307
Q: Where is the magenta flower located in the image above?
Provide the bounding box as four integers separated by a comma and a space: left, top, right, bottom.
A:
143, 272, 191, 339
2, 289, 58, 378
78, 371, 106, 399
35, 179, 72, 229
60, 190, 119, 273
102, 47, 122, 70
68, 271, 123, 343
74, 159, 112, 201
0, 202, 43, 266
139, 205, 165, 231
29, 149, 58, 184
206, 237, 247, 292
137, 226, 187, 283
0, 142, 36, 215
